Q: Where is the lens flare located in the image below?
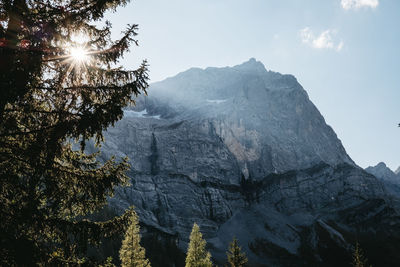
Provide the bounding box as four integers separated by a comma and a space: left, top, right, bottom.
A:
69, 46, 89, 63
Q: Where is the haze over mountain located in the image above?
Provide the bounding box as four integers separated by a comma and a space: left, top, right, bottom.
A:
96, 59, 400, 266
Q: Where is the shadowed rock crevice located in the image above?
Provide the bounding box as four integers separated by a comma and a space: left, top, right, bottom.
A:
149, 132, 160, 175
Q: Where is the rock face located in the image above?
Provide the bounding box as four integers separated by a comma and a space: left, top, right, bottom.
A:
99, 59, 400, 266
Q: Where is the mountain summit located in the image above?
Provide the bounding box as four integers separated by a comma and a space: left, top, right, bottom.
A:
128, 58, 353, 180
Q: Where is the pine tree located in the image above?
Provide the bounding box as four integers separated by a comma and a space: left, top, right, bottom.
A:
100, 257, 117, 267
119, 208, 151, 267
0, 0, 148, 265
185, 223, 213, 267
352, 242, 371, 267
226, 237, 248, 267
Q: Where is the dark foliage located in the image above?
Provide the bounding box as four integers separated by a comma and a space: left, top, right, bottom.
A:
226, 237, 248, 267
141, 227, 186, 267
0, 0, 148, 265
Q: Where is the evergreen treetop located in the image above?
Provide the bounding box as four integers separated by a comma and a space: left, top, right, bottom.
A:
352, 242, 371, 267
226, 237, 248, 267
185, 223, 213, 267
119, 207, 151, 267
0, 0, 148, 265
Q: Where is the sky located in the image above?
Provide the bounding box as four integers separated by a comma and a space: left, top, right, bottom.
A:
105, 0, 399, 171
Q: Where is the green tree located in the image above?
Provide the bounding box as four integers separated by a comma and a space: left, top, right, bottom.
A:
119, 208, 151, 267
226, 237, 248, 267
352, 242, 371, 267
0, 0, 148, 265
185, 223, 213, 267
100, 257, 117, 267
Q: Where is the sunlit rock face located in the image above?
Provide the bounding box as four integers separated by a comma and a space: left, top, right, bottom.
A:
100, 59, 400, 266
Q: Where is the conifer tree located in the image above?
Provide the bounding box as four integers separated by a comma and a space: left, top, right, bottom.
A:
352, 242, 371, 267
226, 237, 248, 267
100, 257, 117, 267
185, 223, 213, 267
119, 208, 151, 267
0, 0, 148, 265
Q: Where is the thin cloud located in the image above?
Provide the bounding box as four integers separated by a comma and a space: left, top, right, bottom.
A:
341, 0, 379, 10
300, 27, 344, 52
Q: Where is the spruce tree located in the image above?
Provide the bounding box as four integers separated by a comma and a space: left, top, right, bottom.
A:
0, 0, 148, 265
352, 242, 371, 267
226, 237, 248, 267
185, 223, 213, 267
100, 257, 117, 267
119, 207, 151, 267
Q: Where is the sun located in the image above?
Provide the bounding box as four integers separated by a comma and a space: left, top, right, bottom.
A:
57, 33, 94, 79
69, 46, 89, 63
63, 44, 92, 78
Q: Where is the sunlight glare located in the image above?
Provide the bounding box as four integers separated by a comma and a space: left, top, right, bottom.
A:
69, 46, 89, 63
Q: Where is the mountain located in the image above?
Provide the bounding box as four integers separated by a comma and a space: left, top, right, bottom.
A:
396, 166, 400, 175
132, 58, 354, 177
95, 59, 400, 266
365, 162, 400, 202
365, 162, 399, 184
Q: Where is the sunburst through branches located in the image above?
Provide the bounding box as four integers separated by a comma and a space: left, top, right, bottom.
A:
64, 43, 92, 76
69, 46, 89, 63
58, 32, 95, 82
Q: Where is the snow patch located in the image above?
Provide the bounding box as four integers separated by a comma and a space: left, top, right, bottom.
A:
206, 99, 227, 104
124, 109, 161, 119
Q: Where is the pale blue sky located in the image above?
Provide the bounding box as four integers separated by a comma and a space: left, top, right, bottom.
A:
106, 0, 399, 170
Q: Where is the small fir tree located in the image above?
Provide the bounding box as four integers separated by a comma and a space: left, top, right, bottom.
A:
185, 223, 213, 267
352, 242, 371, 267
226, 237, 248, 267
119, 208, 151, 267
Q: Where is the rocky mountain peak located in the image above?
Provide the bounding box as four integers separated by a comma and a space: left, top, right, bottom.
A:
376, 162, 389, 169
149, 58, 300, 104
127, 59, 354, 177
365, 162, 399, 183
232, 57, 266, 73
